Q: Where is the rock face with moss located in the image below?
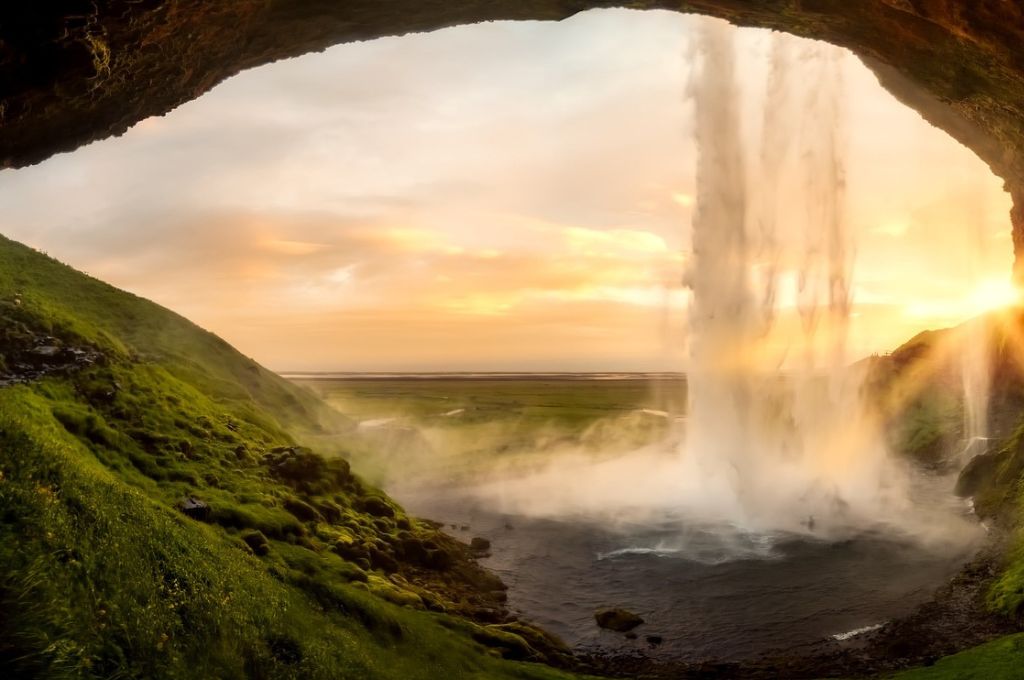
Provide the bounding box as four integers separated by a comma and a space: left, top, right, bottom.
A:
0, 234, 574, 679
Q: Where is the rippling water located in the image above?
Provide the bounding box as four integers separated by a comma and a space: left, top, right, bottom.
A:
397, 482, 982, 661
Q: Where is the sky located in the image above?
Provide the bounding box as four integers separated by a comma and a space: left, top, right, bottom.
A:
0, 10, 1013, 372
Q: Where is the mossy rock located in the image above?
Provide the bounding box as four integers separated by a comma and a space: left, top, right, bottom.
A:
359, 495, 396, 518
242, 529, 271, 556
366, 575, 424, 609
283, 497, 322, 522
471, 625, 537, 661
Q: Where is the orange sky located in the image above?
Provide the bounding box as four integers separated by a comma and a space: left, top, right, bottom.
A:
0, 11, 1013, 371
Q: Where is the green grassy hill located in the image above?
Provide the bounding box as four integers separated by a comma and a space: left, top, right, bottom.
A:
7, 231, 1024, 678
0, 235, 578, 680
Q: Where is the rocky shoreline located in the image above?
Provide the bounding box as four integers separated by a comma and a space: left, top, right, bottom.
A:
569, 529, 1017, 679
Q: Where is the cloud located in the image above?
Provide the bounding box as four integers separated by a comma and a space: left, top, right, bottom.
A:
0, 9, 1012, 371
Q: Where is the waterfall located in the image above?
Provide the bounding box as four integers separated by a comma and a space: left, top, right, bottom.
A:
682, 23, 908, 534
960, 317, 990, 461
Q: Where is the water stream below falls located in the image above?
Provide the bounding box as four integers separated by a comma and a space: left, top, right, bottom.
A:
395, 473, 982, 662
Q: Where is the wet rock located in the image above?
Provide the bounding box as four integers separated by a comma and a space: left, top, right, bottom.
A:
474, 607, 507, 624
646, 634, 663, 646
178, 496, 210, 521
470, 536, 491, 552
955, 450, 1002, 499
595, 607, 644, 632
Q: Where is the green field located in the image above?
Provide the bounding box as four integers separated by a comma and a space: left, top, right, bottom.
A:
294, 376, 687, 486
294, 375, 686, 425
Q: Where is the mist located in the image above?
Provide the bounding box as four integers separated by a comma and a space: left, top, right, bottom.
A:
367, 19, 983, 558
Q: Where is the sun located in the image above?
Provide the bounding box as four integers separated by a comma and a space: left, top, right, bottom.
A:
968, 276, 1022, 313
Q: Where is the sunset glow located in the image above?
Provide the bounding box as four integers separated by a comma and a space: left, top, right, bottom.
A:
0, 10, 1012, 371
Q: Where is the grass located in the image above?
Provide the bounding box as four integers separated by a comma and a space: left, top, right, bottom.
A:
0, 234, 347, 436
890, 634, 1024, 679
0, 235, 584, 679
299, 376, 684, 484
7, 231, 1024, 678
0, 387, 578, 680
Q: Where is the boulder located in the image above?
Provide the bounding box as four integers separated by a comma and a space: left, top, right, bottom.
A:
178, 496, 210, 521
470, 536, 491, 553
595, 607, 644, 632
313, 499, 343, 523
283, 497, 321, 522
397, 535, 427, 563
369, 547, 399, 573
333, 540, 369, 563
359, 496, 395, 518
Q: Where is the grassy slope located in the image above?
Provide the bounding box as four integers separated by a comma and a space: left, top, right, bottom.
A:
0, 234, 345, 435
6, 232, 1024, 678
0, 235, 580, 680
891, 634, 1024, 679
866, 317, 1024, 678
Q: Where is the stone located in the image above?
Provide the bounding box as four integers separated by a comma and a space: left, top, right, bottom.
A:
470, 536, 491, 552
369, 547, 399, 573
333, 540, 369, 563
594, 607, 644, 632
360, 496, 395, 518
178, 496, 210, 521
283, 497, 321, 522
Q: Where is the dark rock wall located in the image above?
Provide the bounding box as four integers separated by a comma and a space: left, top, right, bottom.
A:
2, 1, 1024, 268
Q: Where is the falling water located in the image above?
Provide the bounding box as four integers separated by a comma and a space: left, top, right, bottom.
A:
683, 19, 758, 521
682, 23, 910, 534
960, 188, 992, 460
960, 316, 991, 460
